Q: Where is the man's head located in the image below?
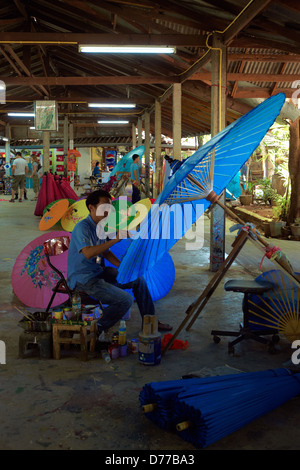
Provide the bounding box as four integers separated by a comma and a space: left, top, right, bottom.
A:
15, 152, 22, 157
132, 154, 139, 164
86, 189, 112, 223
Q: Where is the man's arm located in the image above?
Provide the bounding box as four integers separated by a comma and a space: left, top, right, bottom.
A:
133, 168, 140, 186
102, 249, 121, 268
11, 164, 15, 176
80, 230, 126, 260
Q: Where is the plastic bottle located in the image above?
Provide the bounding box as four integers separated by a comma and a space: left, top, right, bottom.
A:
118, 320, 126, 345
71, 290, 81, 320
101, 350, 111, 363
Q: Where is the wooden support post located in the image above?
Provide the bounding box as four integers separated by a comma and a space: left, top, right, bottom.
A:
154, 99, 162, 198
5, 123, 10, 163
172, 83, 182, 160
210, 34, 227, 272
63, 115, 68, 177
132, 123, 136, 149
144, 111, 150, 197
137, 117, 142, 146
43, 130, 50, 172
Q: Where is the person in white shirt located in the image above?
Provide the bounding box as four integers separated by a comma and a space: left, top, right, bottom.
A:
10, 152, 28, 203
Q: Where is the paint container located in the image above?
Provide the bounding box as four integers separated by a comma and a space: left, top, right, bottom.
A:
108, 342, 119, 359
52, 309, 63, 320
138, 315, 161, 366
119, 344, 127, 357
131, 338, 139, 354
63, 308, 73, 321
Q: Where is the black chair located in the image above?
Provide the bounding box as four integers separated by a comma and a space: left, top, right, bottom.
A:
211, 279, 280, 354
43, 236, 101, 314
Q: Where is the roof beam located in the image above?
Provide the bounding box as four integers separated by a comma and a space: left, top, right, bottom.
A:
222, 0, 272, 44
0, 32, 207, 47
228, 53, 300, 62
2, 72, 299, 86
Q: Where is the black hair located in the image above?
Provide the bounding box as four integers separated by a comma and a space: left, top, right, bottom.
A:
95, 161, 100, 166
132, 154, 139, 161
86, 189, 111, 210
15, 152, 22, 157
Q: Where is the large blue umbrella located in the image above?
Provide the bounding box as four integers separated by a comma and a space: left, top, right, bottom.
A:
140, 368, 292, 432
110, 145, 145, 176
104, 238, 175, 301
248, 269, 300, 343
117, 93, 286, 284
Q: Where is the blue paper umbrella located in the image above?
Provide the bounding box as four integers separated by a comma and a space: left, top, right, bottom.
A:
248, 269, 300, 343
117, 93, 286, 284
140, 368, 292, 433
110, 145, 145, 176
104, 238, 175, 301
173, 370, 300, 448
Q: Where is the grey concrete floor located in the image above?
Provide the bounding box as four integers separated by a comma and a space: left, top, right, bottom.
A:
1, 190, 300, 451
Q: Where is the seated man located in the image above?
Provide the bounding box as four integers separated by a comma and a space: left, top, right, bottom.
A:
67, 189, 172, 338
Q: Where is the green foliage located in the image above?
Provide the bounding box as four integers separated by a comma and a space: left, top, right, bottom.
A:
255, 178, 278, 205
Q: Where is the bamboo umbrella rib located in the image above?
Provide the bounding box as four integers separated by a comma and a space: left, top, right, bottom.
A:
249, 294, 286, 318
248, 305, 282, 325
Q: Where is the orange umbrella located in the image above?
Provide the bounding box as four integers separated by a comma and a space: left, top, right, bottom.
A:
39, 199, 69, 231
61, 199, 89, 232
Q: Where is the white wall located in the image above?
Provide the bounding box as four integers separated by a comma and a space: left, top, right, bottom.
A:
77, 147, 92, 182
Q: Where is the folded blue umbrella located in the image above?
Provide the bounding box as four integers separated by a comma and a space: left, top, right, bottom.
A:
110, 145, 145, 176
140, 368, 291, 432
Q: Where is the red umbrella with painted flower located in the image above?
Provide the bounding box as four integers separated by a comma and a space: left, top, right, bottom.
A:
11, 231, 70, 309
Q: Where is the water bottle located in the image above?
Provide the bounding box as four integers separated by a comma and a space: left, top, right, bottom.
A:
101, 350, 111, 363
118, 320, 126, 346
71, 290, 81, 320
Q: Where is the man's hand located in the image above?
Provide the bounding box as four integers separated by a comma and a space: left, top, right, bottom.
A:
116, 229, 129, 241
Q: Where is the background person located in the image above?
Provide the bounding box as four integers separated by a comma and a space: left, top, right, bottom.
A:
130, 154, 141, 204
29, 155, 41, 200
10, 152, 28, 203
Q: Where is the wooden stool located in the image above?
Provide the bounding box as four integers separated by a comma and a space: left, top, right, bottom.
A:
19, 331, 52, 359
52, 320, 97, 361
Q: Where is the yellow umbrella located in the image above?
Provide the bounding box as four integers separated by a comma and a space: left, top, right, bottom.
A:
39, 199, 69, 231
128, 198, 152, 231
61, 199, 89, 232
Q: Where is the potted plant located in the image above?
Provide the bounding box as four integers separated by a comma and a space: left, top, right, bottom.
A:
239, 181, 255, 205
290, 217, 300, 240
269, 194, 288, 237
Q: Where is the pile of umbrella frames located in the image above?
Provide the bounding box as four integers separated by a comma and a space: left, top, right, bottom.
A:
140, 368, 300, 448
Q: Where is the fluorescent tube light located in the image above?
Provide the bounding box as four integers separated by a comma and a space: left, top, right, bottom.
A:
0, 136, 8, 141
88, 103, 136, 108
8, 112, 35, 117
98, 120, 129, 124
79, 45, 176, 54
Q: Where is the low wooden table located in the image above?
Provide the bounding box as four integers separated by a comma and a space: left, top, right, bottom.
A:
52, 320, 97, 361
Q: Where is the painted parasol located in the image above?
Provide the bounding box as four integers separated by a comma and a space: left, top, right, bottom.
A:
11, 231, 70, 309
60, 199, 89, 232
248, 269, 300, 343
39, 199, 69, 231
43, 198, 76, 215
110, 145, 145, 176
117, 93, 287, 285
140, 368, 291, 432
103, 197, 136, 234
127, 198, 152, 231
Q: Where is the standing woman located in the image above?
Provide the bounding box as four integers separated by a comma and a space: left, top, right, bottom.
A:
29, 155, 41, 201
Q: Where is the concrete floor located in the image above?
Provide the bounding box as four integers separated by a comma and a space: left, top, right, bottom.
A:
1, 190, 300, 451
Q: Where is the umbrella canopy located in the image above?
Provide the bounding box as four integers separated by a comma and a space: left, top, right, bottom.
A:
11, 231, 70, 309
173, 370, 300, 448
128, 198, 152, 231
103, 197, 136, 234
117, 94, 286, 284
61, 199, 89, 232
104, 238, 175, 301
43, 198, 76, 215
39, 199, 69, 231
140, 368, 291, 432
110, 145, 145, 176
248, 269, 300, 343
